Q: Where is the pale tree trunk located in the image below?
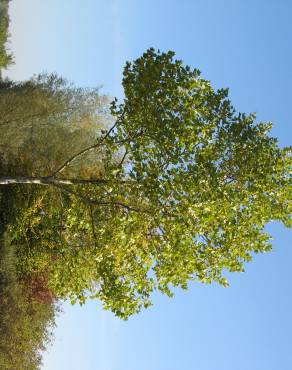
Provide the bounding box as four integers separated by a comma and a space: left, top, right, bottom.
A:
0, 177, 107, 186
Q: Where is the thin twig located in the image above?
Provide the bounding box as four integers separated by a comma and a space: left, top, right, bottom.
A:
117, 149, 129, 168
51, 183, 146, 213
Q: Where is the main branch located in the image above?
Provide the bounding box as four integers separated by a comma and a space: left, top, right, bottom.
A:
0, 177, 108, 186
49, 116, 121, 178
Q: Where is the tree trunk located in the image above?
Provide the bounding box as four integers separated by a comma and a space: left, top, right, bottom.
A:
0, 177, 107, 186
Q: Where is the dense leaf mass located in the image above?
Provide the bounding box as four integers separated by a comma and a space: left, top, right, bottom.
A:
0, 187, 57, 370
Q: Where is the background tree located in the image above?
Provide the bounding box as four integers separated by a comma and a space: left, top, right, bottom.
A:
0, 73, 111, 177
0, 175, 58, 369
0, 233, 57, 370
1, 49, 291, 319
0, 0, 12, 68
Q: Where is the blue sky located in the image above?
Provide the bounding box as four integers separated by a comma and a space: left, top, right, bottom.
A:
5, 1, 292, 369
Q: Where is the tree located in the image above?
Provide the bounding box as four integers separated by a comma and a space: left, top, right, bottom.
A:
1, 49, 291, 319
0, 0, 13, 68
0, 73, 111, 176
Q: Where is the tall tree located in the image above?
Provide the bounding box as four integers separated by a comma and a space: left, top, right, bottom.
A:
1, 49, 291, 319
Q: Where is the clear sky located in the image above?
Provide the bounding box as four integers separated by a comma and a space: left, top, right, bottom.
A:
5, 1, 292, 369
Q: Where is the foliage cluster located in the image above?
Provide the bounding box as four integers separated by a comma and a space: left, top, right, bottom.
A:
0, 189, 57, 370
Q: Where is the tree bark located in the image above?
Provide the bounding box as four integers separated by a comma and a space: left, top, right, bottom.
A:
0, 176, 107, 186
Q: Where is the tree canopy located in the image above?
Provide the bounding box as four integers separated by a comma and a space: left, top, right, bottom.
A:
1, 49, 291, 319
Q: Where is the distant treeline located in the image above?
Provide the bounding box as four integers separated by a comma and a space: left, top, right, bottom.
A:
0, 229, 58, 369
0, 154, 59, 369
0, 3, 56, 369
